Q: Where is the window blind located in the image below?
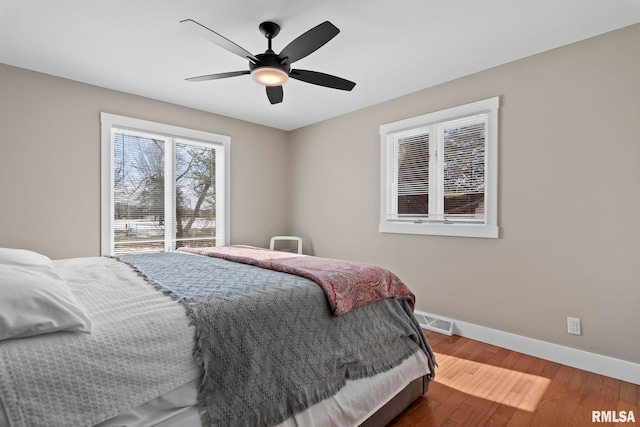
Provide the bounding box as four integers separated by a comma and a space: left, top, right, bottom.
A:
396, 132, 430, 215
441, 115, 486, 219
113, 130, 166, 255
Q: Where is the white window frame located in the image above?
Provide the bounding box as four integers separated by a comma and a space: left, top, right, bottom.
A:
379, 97, 499, 238
100, 113, 231, 255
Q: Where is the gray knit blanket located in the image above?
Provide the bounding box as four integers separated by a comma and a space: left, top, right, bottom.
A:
117, 252, 433, 427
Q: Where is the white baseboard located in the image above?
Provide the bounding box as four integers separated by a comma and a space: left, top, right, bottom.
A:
415, 310, 640, 385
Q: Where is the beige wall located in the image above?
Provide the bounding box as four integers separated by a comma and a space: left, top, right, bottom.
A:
0, 64, 291, 259
288, 24, 640, 364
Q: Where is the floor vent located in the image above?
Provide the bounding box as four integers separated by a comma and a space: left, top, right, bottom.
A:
415, 313, 454, 336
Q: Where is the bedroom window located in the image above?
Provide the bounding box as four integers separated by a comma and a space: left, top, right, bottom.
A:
101, 113, 230, 255
379, 97, 499, 238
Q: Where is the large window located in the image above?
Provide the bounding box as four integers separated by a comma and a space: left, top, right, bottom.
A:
101, 113, 230, 255
379, 97, 499, 238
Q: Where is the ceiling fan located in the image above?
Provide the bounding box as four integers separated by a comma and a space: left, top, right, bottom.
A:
180, 19, 356, 104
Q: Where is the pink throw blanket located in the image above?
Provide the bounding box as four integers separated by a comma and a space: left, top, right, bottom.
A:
178, 246, 415, 316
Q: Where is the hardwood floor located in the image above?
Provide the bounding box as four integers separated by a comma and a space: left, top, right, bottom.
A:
389, 330, 639, 426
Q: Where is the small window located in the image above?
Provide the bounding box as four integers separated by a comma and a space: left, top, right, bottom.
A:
379, 97, 499, 238
101, 113, 230, 255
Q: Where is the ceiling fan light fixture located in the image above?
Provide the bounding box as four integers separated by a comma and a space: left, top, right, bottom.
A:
251, 66, 289, 86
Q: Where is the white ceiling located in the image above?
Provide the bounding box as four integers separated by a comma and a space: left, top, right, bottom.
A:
1, 1, 638, 131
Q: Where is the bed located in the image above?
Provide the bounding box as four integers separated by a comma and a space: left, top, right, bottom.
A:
0, 246, 435, 427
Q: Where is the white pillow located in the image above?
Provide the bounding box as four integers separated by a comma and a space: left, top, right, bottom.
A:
0, 247, 53, 267
0, 248, 92, 341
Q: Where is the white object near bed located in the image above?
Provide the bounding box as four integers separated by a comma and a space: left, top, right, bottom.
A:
270, 236, 303, 254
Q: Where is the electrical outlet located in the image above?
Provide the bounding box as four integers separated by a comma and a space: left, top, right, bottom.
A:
567, 317, 581, 335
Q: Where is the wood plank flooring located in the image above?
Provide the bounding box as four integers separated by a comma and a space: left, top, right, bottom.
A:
388, 330, 639, 426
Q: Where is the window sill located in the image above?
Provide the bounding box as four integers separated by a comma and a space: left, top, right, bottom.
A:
379, 222, 499, 238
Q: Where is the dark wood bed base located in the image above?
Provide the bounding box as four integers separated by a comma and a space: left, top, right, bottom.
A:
359, 375, 430, 427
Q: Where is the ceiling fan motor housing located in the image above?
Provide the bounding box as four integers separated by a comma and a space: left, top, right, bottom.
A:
249, 53, 291, 86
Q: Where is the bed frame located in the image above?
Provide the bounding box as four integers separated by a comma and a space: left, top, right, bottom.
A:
360, 375, 430, 426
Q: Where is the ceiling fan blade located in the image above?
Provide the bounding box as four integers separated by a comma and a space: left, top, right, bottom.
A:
186, 70, 250, 82
266, 86, 283, 104
180, 19, 258, 63
279, 21, 339, 64
289, 69, 356, 91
